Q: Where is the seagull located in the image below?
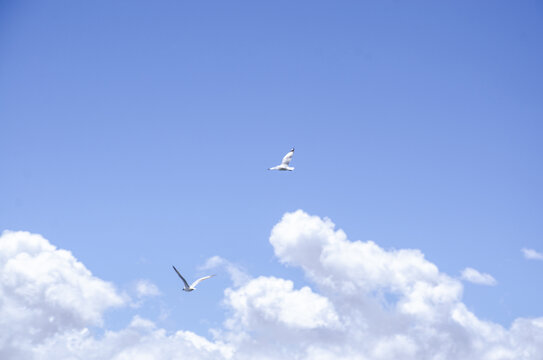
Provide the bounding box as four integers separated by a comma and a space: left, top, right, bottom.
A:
268, 147, 295, 171
172, 265, 215, 292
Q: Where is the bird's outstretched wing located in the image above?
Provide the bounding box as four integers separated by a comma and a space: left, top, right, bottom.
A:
172, 266, 191, 289
190, 274, 216, 289
281, 148, 295, 166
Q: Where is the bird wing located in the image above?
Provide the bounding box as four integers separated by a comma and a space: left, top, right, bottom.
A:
190, 274, 216, 289
281, 148, 294, 166
172, 266, 191, 289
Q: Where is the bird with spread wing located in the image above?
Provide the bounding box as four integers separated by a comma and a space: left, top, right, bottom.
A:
172, 265, 215, 292
268, 147, 295, 171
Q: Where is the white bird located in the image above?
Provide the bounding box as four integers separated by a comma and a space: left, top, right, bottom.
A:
268, 147, 295, 171
172, 266, 215, 292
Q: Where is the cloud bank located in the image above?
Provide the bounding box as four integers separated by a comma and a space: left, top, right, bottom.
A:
1, 212, 543, 359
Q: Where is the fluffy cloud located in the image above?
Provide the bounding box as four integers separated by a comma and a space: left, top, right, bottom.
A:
268, 210, 543, 359
217, 276, 342, 360
32, 316, 233, 360
225, 276, 339, 330
522, 248, 543, 260
0, 230, 126, 359
461, 267, 497, 286
2, 213, 543, 360
0, 231, 230, 360
270, 210, 463, 321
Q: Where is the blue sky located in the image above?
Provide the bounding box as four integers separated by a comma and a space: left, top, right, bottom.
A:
1, 1, 543, 357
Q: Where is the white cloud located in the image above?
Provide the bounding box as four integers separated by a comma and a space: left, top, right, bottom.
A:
267, 210, 543, 358
201, 256, 251, 287
32, 316, 234, 360
461, 267, 497, 286
269, 210, 463, 320
2, 214, 543, 360
129, 280, 161, 309
0, 230, 126, 359
135, 280, 161, 298
224, 276, 339, 330
522, 248, 543, 260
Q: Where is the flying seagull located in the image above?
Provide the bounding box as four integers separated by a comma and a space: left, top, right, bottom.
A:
172, 265, 215, 292
268, 147, 295, 171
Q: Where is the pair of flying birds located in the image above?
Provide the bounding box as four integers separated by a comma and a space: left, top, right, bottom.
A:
173, 147, 296, 292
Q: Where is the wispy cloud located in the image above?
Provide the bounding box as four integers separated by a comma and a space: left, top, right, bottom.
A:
522, 248, 543, 260
135, 279, 161, 298
201, 255, 251, 287
460, 267, 497, 286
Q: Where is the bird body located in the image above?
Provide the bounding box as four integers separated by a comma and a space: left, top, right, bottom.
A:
172, 266, 215, 292
268, 148, 295, 171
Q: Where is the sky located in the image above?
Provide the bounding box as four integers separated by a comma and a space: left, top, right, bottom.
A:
1, 0, 543, 359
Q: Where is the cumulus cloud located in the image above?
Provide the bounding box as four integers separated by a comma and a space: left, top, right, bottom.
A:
267, 210, 543, 359
2, 213, 543, 360
461, 267, 497, 286
225, 276, 339, 330
32, 316, 233, 360
522, 248, 543, 260
0, 230, 126, 359
270, 210, 463, 320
